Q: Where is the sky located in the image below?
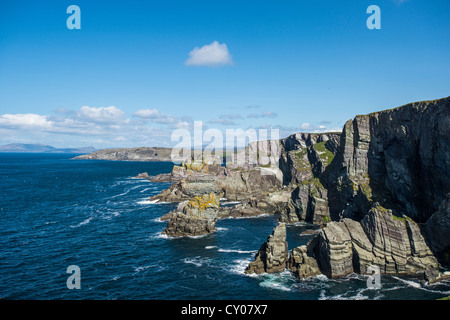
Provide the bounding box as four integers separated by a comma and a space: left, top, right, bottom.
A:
0, 0, 449, 149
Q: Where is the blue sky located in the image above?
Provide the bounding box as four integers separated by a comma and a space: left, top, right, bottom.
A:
0, 0, 449, 148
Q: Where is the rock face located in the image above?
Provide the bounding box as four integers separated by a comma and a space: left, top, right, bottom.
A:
287, 244, 321, 279
325, 97, 450, 224
279, 133, 340, 186
162, 193, 220, 237
423, 196, 450, 262
293, 205, 439, 279
150, 162, 283, 204
245, 223, 289, 274
149, 96, 449, 281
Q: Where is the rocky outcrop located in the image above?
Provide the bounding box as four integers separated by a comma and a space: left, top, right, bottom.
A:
245, 223, 289, 274
279, 134, 340, 186
280, 179, 330, 224
149, 162, 226, 182
287, 243, 321, 279
423, 195, 450, 261
149, 96, 449, 281
150, 164, 283, 203
162, 193, 220, 237
324, 97, 450, 224
291, 205, 439, 279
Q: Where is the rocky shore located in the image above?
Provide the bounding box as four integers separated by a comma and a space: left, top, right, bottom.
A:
139, 97, 450, 282
73, 147, 174, 161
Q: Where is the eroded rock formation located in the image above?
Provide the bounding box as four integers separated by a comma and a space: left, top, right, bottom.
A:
245, 223, 289, 274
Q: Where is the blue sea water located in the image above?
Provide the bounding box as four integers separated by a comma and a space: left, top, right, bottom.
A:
0, 153, 449, 300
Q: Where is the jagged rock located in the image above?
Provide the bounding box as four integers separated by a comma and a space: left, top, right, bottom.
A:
281, 179, 330, 224
245, 223, 288, 274
296, 205, 440, 279
134, 172, 150, 179
325, 97, 450, 223
279, 133, 341, 185
287, 245, 321, 279
151, 165, 282, 203
423, 195, 450, 264
316, 219, 354, 278
162, 193, 220, 237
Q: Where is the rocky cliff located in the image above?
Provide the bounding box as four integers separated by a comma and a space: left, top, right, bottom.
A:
147, 96, 449, 278
247, 96, 449, 279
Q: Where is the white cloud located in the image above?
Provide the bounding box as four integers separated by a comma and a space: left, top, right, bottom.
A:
133, 108, 179, 124
300, 122, 312, 130
77, 106, 126, 124
247, 111, 278, 119
185, 41, 233, 67
0, 113, 53, 130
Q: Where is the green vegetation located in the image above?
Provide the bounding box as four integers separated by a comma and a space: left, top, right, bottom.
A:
298, 177, 324, 189
313, 142, 335, 167
185, 193, 220, 212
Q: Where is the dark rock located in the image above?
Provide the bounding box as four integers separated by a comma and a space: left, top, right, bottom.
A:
245, 223, 289, 274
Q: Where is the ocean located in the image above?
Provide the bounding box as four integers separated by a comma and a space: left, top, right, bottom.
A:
0, 153, 449, 300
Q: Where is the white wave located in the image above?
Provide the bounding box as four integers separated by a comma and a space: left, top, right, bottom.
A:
314, 274, 329, 281
182, 257, 212, 267
319, 288, 370, 300
392, 276, 421, 289
134, 265, 153, 273
149, 232, 174, 240
139, 187, 157, 193
258, 271, 294, 292
137, 199, 160, 205
109, 190, 130, 199
70, 217, 92, 228
205, 246, 218, 250
218, 248, 258, 254
137, 199, 172, 205
228, 258, 255, 276
215, 227, 228, 232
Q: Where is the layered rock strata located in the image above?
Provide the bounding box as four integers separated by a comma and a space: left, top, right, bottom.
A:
162, 193, 220, 237
245, 223, 289, 274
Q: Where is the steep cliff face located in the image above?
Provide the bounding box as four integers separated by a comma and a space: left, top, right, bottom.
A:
245, 223, 289, 274
325, 97, 450, 224
279, 133, 340, 186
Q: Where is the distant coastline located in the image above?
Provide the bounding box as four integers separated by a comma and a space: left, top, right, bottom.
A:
0, 143, 96, 154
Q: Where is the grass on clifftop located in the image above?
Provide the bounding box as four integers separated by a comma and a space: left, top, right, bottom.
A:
313, 141, 335, 166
